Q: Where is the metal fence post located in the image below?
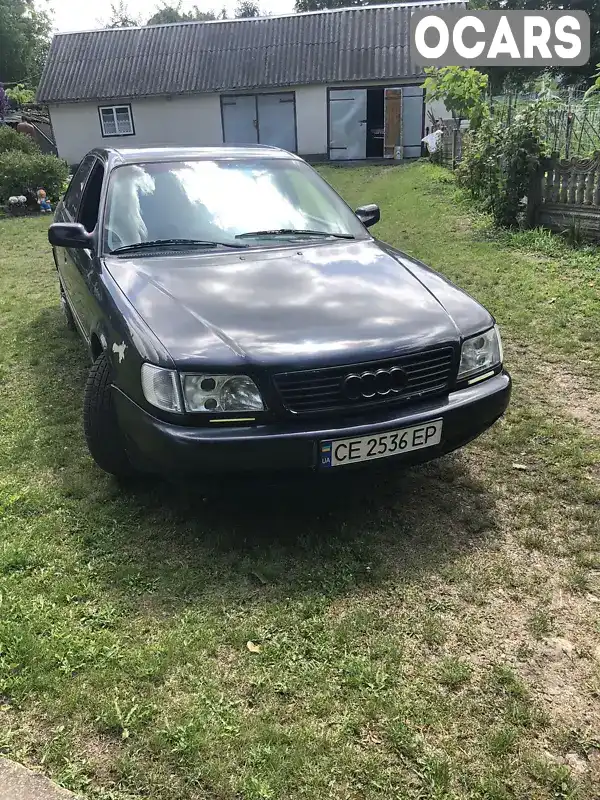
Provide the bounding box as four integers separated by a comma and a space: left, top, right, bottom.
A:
565, 112, 573, 160
451, 128, 456, 170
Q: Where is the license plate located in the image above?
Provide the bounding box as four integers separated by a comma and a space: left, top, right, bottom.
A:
320, 419, 443, 468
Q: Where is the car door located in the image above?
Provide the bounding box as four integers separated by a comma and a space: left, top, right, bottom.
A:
66, 158, 106, 339
55, 155, 96, 336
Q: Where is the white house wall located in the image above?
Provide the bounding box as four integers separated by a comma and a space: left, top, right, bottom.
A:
50, 81, 441, 166
49, 94, 223, 165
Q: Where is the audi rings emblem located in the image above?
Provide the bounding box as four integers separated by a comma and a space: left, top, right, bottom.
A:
342, 367, 408, 400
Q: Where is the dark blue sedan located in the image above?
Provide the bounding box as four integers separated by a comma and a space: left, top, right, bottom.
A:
48, 146, 510, 478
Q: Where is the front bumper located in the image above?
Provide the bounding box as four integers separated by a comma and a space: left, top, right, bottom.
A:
114, 371, 511, 476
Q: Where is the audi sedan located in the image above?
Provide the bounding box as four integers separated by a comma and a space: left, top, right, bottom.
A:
48, 145, 510, 478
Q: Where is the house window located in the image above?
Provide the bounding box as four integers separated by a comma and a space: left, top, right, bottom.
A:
99, 105, 134, 137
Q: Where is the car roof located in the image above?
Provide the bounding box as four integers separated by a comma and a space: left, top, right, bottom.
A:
92, 145, 302, 167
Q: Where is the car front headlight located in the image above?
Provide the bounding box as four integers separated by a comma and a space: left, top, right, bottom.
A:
458, 325, 503, 381
181, 374, 264, 413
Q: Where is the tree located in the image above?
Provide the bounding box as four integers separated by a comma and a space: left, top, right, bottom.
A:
234, 1, 261, 16
146, 2, 216, 25
424, 66, 489, 128
0, 0, 51, 86
104, 1, 140, 27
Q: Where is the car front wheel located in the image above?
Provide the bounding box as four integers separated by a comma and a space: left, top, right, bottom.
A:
83, 352, 134, 478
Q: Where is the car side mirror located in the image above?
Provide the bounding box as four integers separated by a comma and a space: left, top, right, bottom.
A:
355, 204, 380, 228
48, 222, 93, 249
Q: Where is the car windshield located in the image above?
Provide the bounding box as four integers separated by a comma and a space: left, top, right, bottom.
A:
103, 157, 368, 253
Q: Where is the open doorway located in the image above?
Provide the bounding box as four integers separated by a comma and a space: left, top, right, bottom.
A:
366, 88, 384, 158
328, 85, 424, 160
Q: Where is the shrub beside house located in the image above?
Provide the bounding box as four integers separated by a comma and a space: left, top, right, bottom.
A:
0, 126, 68, 206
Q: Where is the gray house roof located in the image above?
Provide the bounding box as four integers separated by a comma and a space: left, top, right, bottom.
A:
37, 1, 462, 104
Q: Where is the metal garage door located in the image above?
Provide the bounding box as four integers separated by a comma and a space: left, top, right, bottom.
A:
221, 95, 258, 145
222, 93, 297, 152
328, 88, 367, 161
402, 86, 425, 158
257, 94, 297, 152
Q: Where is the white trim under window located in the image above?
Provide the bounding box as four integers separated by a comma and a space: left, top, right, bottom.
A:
99, 104, 135, 137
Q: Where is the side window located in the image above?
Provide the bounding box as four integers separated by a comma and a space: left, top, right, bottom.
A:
99, 105, 134, 137
78, 162, 105, 233
63, 156, 96, 219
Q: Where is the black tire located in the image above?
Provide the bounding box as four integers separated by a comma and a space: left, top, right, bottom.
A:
83, 352, 134, 478
60, 283, 76, 332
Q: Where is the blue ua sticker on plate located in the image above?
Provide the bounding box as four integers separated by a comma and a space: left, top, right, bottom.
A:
320, 419, 443, 468
320, 441, 333, 468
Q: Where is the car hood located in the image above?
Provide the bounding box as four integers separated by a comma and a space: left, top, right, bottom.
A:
104, 239, 492, 369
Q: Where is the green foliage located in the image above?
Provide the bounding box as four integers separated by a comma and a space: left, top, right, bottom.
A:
562, 218, 585, 247
424, 66, 489, 129
533, 73, 561, 101
105, 0, 140, 27
5, 83, 35, 106
0, 0, 51, 85
0, 150, 68, 202
0, 125, 39, 154
457, 104, 548, 228
584, 64, 600, 100
234, 0, 261, 16
146, 2, 216, 24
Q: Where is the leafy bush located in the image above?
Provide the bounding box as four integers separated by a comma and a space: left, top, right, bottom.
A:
0, 150, 69, 202
5, 84, 36, 106
0, 125, 40, 154
457, 104, 547, 228
424, 66, 489, 130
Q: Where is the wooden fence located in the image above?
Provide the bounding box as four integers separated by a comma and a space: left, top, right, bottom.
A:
528, 152, 600, 240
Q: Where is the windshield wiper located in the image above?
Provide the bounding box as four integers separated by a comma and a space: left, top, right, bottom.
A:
235, 229, 355, 240
110, 238, 248, 254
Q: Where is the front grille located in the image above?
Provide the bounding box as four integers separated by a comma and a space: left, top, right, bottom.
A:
273, 346, 456, 414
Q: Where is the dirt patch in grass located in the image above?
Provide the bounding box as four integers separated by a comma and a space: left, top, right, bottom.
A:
532, 360, 600, 437
77, 733, 124, 784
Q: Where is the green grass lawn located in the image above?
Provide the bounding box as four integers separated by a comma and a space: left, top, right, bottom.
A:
1, 162, 599, 800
